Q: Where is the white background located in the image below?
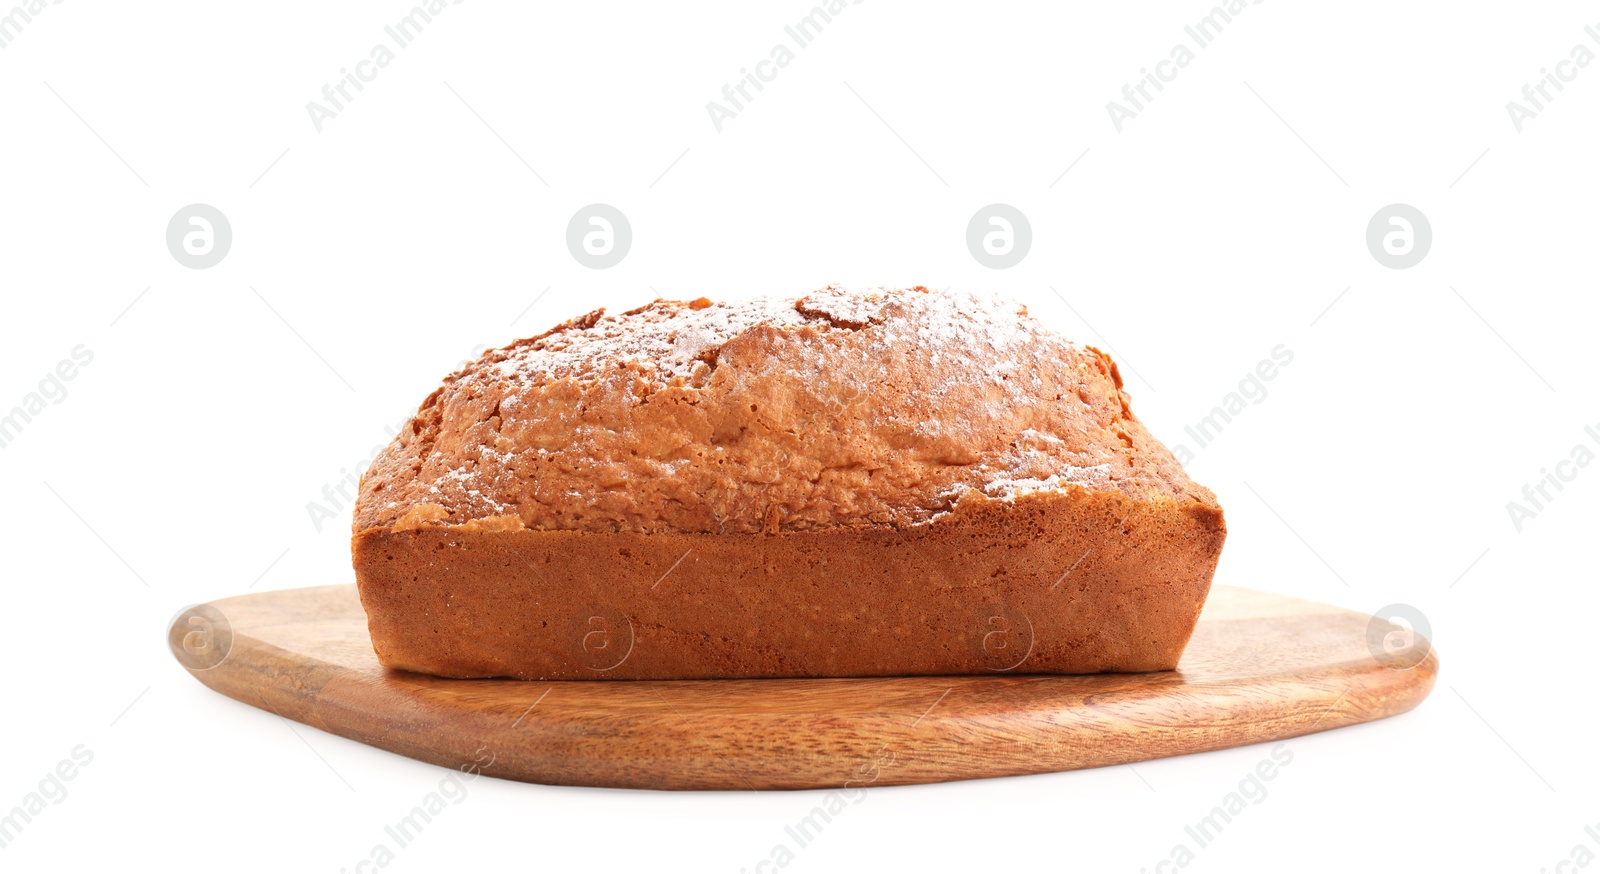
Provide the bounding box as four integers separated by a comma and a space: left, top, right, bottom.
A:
2, 1, 1596, 871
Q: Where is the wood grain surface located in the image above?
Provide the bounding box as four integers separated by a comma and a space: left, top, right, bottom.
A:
170, 584, 1438, 790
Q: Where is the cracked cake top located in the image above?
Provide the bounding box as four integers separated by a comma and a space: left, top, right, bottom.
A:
353, 285, 1215, 535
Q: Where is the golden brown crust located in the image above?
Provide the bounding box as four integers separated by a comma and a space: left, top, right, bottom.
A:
354, 286, 1215, 536
351, 286, 1227, 679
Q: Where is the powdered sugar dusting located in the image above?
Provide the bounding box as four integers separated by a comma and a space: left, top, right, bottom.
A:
795, 286, 891, 327
492, 297, 810, 385
981, 465, 1114, 501
485, 285, 1060, 391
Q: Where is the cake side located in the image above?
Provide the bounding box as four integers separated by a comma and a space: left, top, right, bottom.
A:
353, 485, 1226, 680
352, 286, 1217, 537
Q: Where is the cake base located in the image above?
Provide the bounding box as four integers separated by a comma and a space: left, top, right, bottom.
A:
170, 583, 1437, 790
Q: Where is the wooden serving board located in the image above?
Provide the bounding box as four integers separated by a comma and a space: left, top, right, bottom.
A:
171, 584, 1437, 790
